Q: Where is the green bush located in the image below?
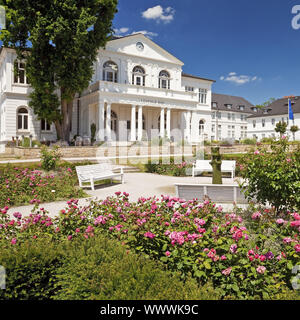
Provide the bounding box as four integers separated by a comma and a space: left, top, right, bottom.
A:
240, 137, 300, 211
54, 235, 218, 300
0, 235, 219, 300
0, 238, 64, 300
241, 138, 257, 145
260, 137, 275, 144
40, 145, 61, 171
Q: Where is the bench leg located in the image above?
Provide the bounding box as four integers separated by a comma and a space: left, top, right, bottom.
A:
90, 178, 95, 191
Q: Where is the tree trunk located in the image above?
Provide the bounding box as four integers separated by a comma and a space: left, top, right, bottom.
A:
57, 89, 75, 143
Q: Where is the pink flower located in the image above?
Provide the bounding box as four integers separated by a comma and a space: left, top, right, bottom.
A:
67, 235, 72, 241
256, 266, 266, 274
291, 220, 300, 227
283, 237, 293, 244
221, 255, 227, 260
254, 150, 260, 155
11, 238, 17, 245
286, 158, 292, 163
294, 244, 300, 252
276, 218, 285, 224
144, 231, 156, 239
222, 267, 232, 276
230, 244, 237, 253
75, 228, 80, 233
165, 251, 171, 257
251, 211, 262, 220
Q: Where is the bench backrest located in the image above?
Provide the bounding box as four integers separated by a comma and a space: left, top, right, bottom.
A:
221, 160, 236, 170
195, 160, 212, 170
76, 163, 113, 177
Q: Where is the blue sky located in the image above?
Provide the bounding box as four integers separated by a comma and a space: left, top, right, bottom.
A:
113, 0, 300, 105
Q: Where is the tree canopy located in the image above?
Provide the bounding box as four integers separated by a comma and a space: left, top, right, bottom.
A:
0, 0, 118, 141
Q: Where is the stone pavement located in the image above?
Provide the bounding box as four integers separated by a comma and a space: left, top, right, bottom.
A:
7, 173, 246, 218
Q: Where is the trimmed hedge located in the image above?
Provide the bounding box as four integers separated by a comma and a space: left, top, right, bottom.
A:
0, 235, 218, 300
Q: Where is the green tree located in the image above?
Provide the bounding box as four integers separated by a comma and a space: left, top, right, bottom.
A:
290, 125, 299, 141
0, 0, 118, 142
255, 98, 276, 109
275, 121, 287, 138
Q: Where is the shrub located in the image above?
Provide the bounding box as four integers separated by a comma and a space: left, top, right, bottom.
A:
240, 137, 300, 211
260, 137, 275, 144
40, 145, 61, 171
0, 165, 86, 207
241, 138, 257, 145
54, 235, 218, 300
0, 234, 219, 300
0, 238, 64, 300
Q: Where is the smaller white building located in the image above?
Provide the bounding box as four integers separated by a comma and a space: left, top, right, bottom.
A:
247, 96, 300, 141
211, 93, 255, 141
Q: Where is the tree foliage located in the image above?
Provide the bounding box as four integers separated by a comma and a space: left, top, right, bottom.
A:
0, 0, 118, 141
275, 121, 287, 137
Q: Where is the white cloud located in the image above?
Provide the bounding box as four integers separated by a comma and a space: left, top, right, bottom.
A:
114, 27, 130, 35
130, 30, 158, 39
219, 72, 261, 85
142, 5, 175, 23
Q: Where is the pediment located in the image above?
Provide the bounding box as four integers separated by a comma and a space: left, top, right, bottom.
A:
105, 34, 184, 66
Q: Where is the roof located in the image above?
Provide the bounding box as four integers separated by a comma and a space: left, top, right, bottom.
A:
211, 93, 255, 114
247, 96, 300, 118
182, 72, 215, 83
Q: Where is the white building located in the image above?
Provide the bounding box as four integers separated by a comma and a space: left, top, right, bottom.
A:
0, 33, 216, 152
211, 93, 255, 141
247, 96, 300, 141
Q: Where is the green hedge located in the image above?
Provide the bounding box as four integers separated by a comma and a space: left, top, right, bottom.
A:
0, 235, 219, 300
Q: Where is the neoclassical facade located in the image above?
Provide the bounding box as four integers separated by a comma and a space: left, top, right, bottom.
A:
0, 34, 215, 151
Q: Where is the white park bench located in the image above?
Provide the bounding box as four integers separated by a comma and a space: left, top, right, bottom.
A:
175, 183, 249, 204
192, 160, 236, 178
76, 163, 124, 190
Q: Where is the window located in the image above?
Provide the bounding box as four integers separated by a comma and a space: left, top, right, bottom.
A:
239, 105, 245, 111
228, 113, 231, 120
211, 112, 216, 120
199, 120, 205, 135
212, 102, 217, 108
159, 70, 170, 89
17, 107, 29, 131
241, 125, 248, 139
212, 124, 215, 133
132, 66, 145, 86
199, 89, 207, 104
253, 120, 256, 128
252, 107, 257, 112
217, 112, 221, 119
185, 86, 194, 92
241, 114, 245, 121
262, 119, 265, 127
226, 104, 232, 109
232, 113, 235, 121
103, 61, 118, 83
14, 61, 29, 84
41, 119, 51, 132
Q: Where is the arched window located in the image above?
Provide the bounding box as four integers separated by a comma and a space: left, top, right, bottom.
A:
199, 120, 205, 135
132, 66, 145, 86
17, 107, 29, 131
159, 70, 170, 89
104, 110, 118, 132
103, 61, 118, 83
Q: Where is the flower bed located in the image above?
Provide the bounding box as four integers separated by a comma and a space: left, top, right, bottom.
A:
0, 194, 299, 299
0, 165, 86, 207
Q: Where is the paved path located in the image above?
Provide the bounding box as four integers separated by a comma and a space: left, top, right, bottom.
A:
7, 173, 246, 218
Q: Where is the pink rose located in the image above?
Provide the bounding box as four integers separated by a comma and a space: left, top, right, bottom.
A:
165, 251, 171, 257
294, 244, 300, 252
256, 266, 266, 274
11, 238, 17, 245
222, 267, 232, 276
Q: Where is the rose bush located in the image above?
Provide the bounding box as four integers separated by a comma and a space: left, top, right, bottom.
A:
0, 193, 299, 299
0, 165, 86, 207
240, 137, 300, 211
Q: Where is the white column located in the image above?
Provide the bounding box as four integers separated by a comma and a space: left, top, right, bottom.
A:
166, 108, 171, 139
130, 105, 136, 141
185, 111, 191, 142
188, 111, 192, 142
106, 102, 111, 141
160, 108, 165, 138
137, 106, 143, 141
98, 99, 105, 141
